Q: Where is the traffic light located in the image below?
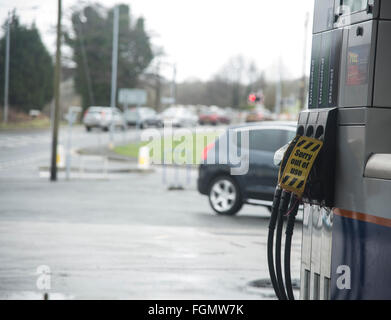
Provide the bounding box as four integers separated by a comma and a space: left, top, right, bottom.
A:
248, 93, 262, 104
248, 94, 257, 103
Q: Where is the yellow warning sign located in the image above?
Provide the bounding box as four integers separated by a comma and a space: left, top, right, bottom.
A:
279, 135, 323, 197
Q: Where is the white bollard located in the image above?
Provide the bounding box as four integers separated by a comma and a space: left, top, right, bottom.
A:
57, 145, 65, 169
138, 146, 150, 170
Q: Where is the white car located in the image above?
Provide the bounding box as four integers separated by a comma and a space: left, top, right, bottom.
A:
83, 106, 126, 132
160, 107, 198, 127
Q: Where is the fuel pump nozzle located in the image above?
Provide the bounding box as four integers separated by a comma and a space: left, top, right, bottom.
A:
268, 108, 337, 300
267, 139, 299, 300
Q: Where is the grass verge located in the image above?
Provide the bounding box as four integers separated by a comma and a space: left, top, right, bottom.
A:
0, 118, 70, 131
114, 131, 223, 165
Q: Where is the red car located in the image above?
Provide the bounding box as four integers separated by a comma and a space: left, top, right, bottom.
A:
199, 109, 231, 125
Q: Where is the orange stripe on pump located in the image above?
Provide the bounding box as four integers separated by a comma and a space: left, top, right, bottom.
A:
333, 208, 391, 228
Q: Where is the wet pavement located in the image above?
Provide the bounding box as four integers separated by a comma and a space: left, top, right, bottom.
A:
0, 128, 302, 300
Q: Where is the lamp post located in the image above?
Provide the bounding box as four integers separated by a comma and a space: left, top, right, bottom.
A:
3, 10, 10, 124
50, 0, 62, 181
109, 5, 119, 147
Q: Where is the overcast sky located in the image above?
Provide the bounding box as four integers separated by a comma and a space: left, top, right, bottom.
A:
0, 0, 314, 82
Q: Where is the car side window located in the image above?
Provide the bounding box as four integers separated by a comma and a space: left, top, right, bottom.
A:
249, 129, 287, 152
286, 130, 296, 144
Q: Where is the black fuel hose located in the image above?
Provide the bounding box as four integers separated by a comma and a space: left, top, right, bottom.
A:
275, 190, 291, 300
284, 195, 300, 300
267, 186, 283, 299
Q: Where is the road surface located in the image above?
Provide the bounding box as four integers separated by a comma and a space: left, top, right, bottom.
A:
0, 126, 302, 299
0, 126, 138, 178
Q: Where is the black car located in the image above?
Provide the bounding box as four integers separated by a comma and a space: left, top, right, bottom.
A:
197, 122, 297, 215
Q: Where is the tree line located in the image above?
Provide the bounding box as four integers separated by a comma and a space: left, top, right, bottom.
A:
175, 55, 307, 112
0, 13, 53, 113
65, 4, 153, 109
0, 4, 306, 116
0, 3, 154, 114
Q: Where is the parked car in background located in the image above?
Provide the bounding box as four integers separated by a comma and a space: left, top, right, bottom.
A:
197, 122, 297, 215
245, 107, 273, 123
160, 106, 198, 127
199, 108, 231, 126
124, 107, 162, 128
83, 106, 126, 132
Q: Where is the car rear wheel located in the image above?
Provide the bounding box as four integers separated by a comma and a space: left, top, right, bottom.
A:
208, 176, 243, 216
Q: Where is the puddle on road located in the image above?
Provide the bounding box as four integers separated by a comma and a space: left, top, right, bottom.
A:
248, 278, 300, 290
246, 278, 300, 300
0, 291, 74, 300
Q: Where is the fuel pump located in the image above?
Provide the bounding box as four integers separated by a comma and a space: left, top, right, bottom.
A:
268, 0, 391, 300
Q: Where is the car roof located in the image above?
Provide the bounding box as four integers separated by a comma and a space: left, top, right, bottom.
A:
88, 106, 118, 110
229, 121, 297, 131
88, 106, 124, 113
129, 106, 154, 111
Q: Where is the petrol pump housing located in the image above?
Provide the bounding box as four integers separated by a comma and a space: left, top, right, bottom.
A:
299, 0, 391, 300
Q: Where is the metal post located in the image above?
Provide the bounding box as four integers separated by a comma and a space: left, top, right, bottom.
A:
123, 103, 129, 141
136, 103, 140, 129
155, 61, 161, 112
3, 11, 10, 124
109, 5, 119, 145
171, 64, 177, 105
65, 107, 81, 180
66, 111, 73, 180
50, 0, 62, 181
299, 12, 310, 110
275, 58, 282, 115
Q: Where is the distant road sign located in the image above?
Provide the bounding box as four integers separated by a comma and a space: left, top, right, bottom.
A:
118, 89, 147, 105
161, 97, 175, 105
